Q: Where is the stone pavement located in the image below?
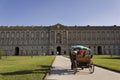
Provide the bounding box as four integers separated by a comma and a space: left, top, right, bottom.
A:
45, 56, 120, 80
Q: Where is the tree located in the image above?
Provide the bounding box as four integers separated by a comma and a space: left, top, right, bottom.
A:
0, 48, 2, 59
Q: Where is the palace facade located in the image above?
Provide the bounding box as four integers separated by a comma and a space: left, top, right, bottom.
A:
0, 24, 120, 56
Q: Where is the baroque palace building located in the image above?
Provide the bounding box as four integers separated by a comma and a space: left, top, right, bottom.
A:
0, 24, 120, 56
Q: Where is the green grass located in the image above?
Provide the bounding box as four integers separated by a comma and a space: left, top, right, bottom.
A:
0, 56, 55, 80
92, 55, 120, 71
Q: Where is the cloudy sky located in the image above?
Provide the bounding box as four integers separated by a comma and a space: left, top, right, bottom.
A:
0, 0, 120, 26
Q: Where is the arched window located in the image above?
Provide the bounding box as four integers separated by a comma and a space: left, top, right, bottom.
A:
56, 33, 61, 43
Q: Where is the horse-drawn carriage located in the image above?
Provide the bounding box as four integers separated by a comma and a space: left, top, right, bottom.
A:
69, 45, 94, 73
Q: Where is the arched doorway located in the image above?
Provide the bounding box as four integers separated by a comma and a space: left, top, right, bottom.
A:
15, 47, 19, 56
51, 51, 54, 55
56, 46, 61, 55
98, 46, 102, 55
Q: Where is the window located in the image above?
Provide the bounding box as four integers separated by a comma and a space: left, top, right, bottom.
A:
11, 32, 14, 38
41, 32, 44, 38
21, 32, 24, 38
31, 32, 34, 38
1, 32, 5, 38
16, 32, 19, 38
6, 32, 9, 38
56, 33, 61, 43
46, 32, 49, 38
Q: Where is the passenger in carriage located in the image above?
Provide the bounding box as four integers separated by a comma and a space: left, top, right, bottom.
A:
79, 49, 85, 57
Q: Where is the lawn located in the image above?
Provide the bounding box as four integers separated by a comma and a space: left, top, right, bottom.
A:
0, 56, 55, 80
92, 55, 120, 71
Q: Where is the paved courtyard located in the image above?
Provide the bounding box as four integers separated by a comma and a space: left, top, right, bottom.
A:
45, 56, 120, 80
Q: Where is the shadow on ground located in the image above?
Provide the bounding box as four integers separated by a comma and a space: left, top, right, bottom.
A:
0, 65, 50, 76
49, 69, 73, 75
49, 67, 91, 75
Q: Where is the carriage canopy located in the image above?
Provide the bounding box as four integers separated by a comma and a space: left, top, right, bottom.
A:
71, 45, 91, 50
71, 45, 93, 56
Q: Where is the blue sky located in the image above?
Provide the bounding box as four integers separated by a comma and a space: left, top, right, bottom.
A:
0, 0, 120, 26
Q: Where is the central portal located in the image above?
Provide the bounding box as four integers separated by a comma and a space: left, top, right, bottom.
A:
56, 46, 61, 55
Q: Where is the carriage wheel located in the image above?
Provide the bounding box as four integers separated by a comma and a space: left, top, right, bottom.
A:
89, 62, 94, 73
73, 61, 77, 74
71, 62, 74, 70
71, 60, 77, 74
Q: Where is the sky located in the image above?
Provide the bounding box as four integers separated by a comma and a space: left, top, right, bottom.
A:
0, 0, 120, 26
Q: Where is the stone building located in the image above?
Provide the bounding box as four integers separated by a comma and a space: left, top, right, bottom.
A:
0, 24, 120, 56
